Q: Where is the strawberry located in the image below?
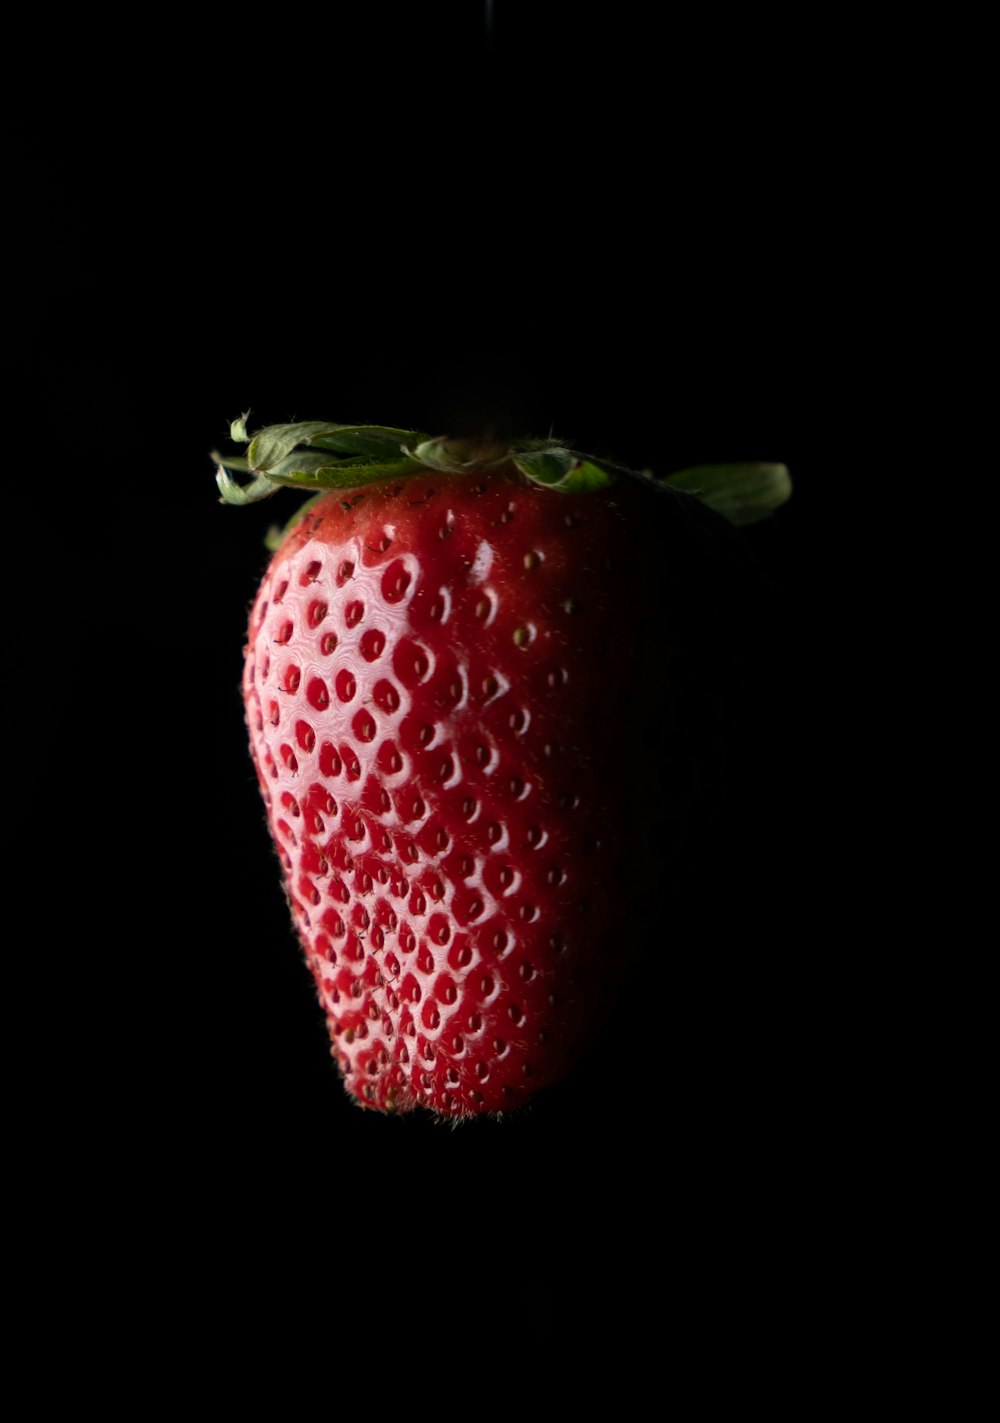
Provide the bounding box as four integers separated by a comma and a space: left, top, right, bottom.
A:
218, 419, 790, 1118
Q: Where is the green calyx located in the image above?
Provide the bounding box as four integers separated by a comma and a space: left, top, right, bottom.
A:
214, 415, 791, 528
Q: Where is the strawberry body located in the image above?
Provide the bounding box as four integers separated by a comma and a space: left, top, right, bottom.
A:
242, 463, 730, 1117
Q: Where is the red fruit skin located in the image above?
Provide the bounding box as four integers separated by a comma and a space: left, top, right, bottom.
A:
242, 465, 720, 1117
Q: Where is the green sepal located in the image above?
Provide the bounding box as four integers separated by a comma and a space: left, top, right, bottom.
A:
242, 421, 423, 474
407, 436, 480, 472
265, 455, 422, 490
662, 462, 792, 526
220, 418, 431, 504
219, 416, 792, 529
216, 465, 281, 506
212, 451, 250, 474
309, 426, 422, 458
215, 450, 336, 505
512, 447, 614, 493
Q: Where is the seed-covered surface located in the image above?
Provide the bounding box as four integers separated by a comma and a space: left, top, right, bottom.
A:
243, 467, 692, 1116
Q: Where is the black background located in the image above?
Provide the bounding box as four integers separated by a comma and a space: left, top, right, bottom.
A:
12, 3, 892, 1387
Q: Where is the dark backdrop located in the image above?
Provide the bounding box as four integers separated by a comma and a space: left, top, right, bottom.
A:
14, 3, 877, 1387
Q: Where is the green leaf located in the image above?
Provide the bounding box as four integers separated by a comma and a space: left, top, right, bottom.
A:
222, 418, 791, 529
513, 447, 615, 493
309, 425, 424, 458
266, 450, 345, 482
663, 462, 792, 526
215, 466, 281, 506
408, 436, 472, 472
243, 420, 426, 474
246, 422, 364, 473
265, 455, 421, 490
211, 451, 251, 474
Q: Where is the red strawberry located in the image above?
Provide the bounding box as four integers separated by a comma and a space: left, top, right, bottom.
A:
219, 420, 790, 1118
